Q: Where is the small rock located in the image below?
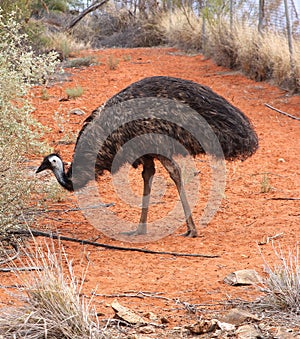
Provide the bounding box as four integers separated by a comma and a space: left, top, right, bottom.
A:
272, 327, 298, 338
224, 269, 262, 286
170, 326, 190, 336
111, 300, 147, 325
186, 319, 218, 334
160, 316, 169, 324
216, 320, 236, 331
69, 108, 85, 115
221, 308, 260, 325
236, 324, 262, 339
139, 325, 155, 334
144, 311, 159, 322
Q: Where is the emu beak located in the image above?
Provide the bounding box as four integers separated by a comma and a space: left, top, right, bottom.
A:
36, 161, 49, 174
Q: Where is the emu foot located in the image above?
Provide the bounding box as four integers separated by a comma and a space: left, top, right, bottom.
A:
180, 229, 198, 238
121, 224, 147, 236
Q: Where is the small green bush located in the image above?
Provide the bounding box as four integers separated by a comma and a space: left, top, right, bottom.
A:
107, 55, 119, 70
65, 85, 84, 98
0, 0, 31, 22
0, 11, 58, 234
31, 0, 69, 16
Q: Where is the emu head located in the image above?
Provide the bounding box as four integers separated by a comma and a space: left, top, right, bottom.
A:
36, 153, 74, 191
36, 153, 64, 174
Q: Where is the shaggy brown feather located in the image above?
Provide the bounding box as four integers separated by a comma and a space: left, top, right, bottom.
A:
69, 76, 258, 189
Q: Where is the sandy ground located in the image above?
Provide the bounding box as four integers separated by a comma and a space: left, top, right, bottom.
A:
1, 48, 299, 337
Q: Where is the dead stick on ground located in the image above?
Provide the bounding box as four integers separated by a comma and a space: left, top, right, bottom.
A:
265, 103, 300, 121
268, 197, 300, 201
93, 291, 172, 301
0, 267, 43, 272
0, 243, 19, 265
9, 229, 219, 258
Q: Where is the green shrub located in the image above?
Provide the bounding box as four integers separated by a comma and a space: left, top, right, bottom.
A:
107, 55, 119, 70
0, 11, 58, 234
0, 0, 31, 22
65, 85, 84, 98
31, 0, 69, 15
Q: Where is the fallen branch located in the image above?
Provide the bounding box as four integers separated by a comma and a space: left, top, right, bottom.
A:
265, 103, 300, 121
8, 229, 219, 258
0, 266, 43, 272
0, 243, 19, 265
66, 0, 109, 31
96, 291, 206, 314
0, 284, 24, 289
93, 291, 171, 301
268, 197, 300, 200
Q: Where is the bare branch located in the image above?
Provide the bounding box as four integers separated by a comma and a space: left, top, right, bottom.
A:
66, 0, 110, 31
0, 266, 43, 272
265, 103, 300, 121
0, 243, 20, 265
267, 197, 300, 201
8, 229, 220, 258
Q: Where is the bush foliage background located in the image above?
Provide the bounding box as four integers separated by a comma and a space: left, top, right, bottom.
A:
0, 11, 58, 233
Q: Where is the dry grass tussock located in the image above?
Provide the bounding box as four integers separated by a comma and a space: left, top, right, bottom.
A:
0, 240, 105, 338
232, 21, 300, 86
259, 243, 300, 315
45, 31, 90, 59
157, 10, 300, 90
260, 32, 300, 87
159, 8, 203, 51
33, 7, 299, 89
229, 243, 300, 330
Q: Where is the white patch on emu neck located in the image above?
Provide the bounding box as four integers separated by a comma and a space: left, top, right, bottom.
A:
48, 155, 64, 174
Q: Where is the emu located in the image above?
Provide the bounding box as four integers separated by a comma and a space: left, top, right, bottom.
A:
36, 76, 258, 237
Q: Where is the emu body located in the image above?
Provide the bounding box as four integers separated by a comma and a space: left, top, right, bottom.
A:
37, 76, 258, 237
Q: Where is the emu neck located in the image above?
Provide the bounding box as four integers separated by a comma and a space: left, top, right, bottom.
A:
53, 165, 74, 192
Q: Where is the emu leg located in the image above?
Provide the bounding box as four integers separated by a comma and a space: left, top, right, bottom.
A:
159, 157, 198, 238
122, 157, 155, 236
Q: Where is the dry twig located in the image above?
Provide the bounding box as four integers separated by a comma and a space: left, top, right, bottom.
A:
8, 229, 220, 258
268, 197, 300, 201
0, 243, 19, 265
265, 103, 300, 121
0, 266, 43, 272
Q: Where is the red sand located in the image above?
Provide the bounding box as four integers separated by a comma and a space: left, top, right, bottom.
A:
1, 48, 299, 330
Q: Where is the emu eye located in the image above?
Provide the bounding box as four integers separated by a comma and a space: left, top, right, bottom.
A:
52, 159, 56, 163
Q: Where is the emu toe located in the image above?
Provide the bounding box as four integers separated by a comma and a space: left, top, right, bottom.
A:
121, 224, 147, 236
180, 229, 198, 238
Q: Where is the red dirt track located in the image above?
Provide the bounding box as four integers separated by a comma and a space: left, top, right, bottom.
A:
2, 48, 300, 335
